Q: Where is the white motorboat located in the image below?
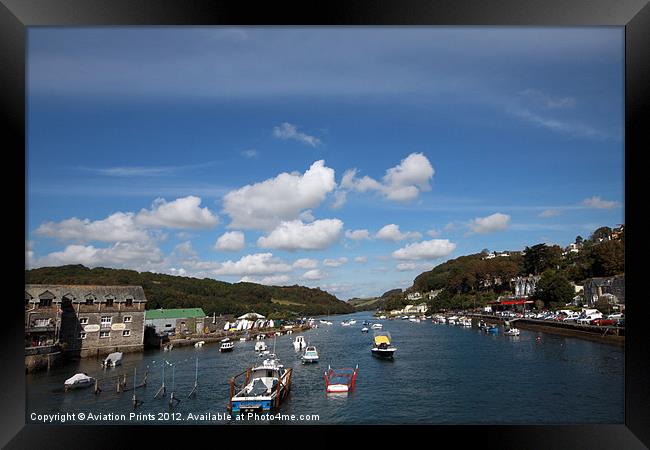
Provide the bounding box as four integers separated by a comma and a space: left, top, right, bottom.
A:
348, 320, 357, 325
293, 335, 306, 351
301, 346, 319, 364
64, 373, 95, 391
255, 341, 268, 352
409, 318, 420, 323
361, 327, 369, 333
447, 316, 458, 325
504, 328, 521, 336
220, 338, 234, 352
371, 323, 383, 330
341, 320, 351, 327
194, 341, 205, 348
102, 352, 123, 368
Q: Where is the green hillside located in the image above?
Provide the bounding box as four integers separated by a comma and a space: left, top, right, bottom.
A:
25, 265, 354, 319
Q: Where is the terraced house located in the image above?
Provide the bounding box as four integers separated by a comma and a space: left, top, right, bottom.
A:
25, 285, 147, 360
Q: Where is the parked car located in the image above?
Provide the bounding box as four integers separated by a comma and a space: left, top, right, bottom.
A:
577, 313, 603, 324
590, 318, 616, 326
615, 318, 625, 328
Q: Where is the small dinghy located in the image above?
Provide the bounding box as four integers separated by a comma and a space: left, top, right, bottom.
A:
64, 373, 95, 391
361, 327, 369, 333
324, 365, 358, 393
194, 341, 205, 348
102, 352, 123, 368
504, 328, 520, 336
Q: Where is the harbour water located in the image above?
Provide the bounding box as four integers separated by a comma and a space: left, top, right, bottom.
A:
26, 311, 624, 425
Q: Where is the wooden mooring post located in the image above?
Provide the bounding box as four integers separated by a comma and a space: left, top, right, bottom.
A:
187, 357, 198, 399
169, 364, 180, 408
153, 362, 166, 399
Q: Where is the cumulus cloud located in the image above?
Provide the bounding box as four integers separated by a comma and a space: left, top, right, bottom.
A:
214, 231, 246, 251
136, 196, 219, 229
354, 256, 368, 264
33, 241, 165, 269
582, 196, 620, 209
257, 219, 343, 251
173, 241, 197, 258
331, 190, 347, 209
345, 229, 371, 241
341, 153, 434, 202
272, 122, 321, 147
376, 224, 422, 242
239, 274, 291, 285
392, 239, 456, 261
212, 253, 292, 276
467, 213, 511, 234
222, 160, 336, 230
35, 212, 149, 243
323, 257, 348, 267
293, 258, 319, 269
301, 269, 326, 280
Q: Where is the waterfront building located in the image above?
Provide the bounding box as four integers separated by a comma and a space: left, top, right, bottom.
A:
144, 308, 206, 335
25, 284, 147, 360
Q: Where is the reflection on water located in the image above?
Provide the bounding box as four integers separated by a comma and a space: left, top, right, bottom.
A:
26, 312, 624, 425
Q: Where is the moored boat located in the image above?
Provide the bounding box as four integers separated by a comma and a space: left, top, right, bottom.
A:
255, 341, 268, 352
220, 338, 234, 352
371, 331, 397, 358
229, 355, 292, 413
361, 326, 369, 333
102, 351, 123, 368
64, 373, 95, 391
301, 346, 319, 364
504, 328, 520, 336
371, 323, 383, 330
293, 335, 306, 351
324, 364, 359, 393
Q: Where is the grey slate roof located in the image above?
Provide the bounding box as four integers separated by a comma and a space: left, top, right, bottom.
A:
25, 284, 147, 303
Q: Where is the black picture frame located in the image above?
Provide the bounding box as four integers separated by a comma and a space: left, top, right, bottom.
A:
3, 1, 648, 448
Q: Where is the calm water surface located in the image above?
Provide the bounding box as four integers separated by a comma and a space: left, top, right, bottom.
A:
27, 312, 624, 424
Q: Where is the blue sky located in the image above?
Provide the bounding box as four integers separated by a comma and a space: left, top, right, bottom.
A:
26, 27, 624, 299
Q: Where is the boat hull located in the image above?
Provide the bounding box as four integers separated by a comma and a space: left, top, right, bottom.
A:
231, 398, 273, 413
371, 348, 396, 358
220, 347, 234, 352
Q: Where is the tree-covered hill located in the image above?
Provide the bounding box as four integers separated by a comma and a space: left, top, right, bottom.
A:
25, 265, 354, 319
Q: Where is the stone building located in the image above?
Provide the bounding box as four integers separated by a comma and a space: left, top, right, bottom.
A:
583, 275, 625, 307
25, 285, 147, 359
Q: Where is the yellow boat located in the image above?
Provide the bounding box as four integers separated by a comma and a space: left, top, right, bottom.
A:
371, 331, 396, 358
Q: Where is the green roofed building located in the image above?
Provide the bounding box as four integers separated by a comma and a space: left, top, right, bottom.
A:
145, 308, 207, 335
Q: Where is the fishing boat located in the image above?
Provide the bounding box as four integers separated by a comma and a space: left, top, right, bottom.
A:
324, 365, 359, 393
64, 373, 95, 391
293, 335, 306, 351
361, 326, 369, 333
504, 328, 520, 336
371, 331, 397, 358
220, 338, 234, 352
228, 355, 292, 413
101, 351, 123, 368
255, 341, 268, 352
301, 346, 319, 364
371, 323, 383, 330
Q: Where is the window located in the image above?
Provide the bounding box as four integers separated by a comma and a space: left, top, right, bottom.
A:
125, 298, 133, 307
106, 298, 114, 307
99, 331, 110, 338
122, 330, 131, 337
165, 323, 172, 328
123, 316, 132, 323
38, 298, 52, 308
85, 297, 94, 306
79, 317, 89, 325
34, 318, 51, 327
100, 316, 112, 328
78, 332, 87, 340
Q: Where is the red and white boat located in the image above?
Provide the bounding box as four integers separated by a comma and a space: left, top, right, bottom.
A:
324, 365, 358, 393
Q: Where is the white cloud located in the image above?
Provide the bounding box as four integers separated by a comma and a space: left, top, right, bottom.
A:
582, 196, 620, 209
241, 149, 258, 158
427, 229, 441, 237
239, 274, 291, 285
539, 209, 562, 218
354, 256, 368, 264
293, 258, 319, 269
468, 213, 511, 234
376, 224, 422, 242
257, 219, 343, 251
272, 122, 321, 147
35, 212, 148, 243
214, 231, 246, 251
136, 196, 219, 229
396, 262, 431, 272
212, 253, 292, 276
173, 241, 197, 257
323, 257, 348, 267
392, 239, 456, 260
341, 153, 434, 202
331, 190, 347, 209
345, 229, 371, 240
519, 89, 576, 109
33, 241, 164, 269
222, 160, 336, 230
301, 269, 326, 280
